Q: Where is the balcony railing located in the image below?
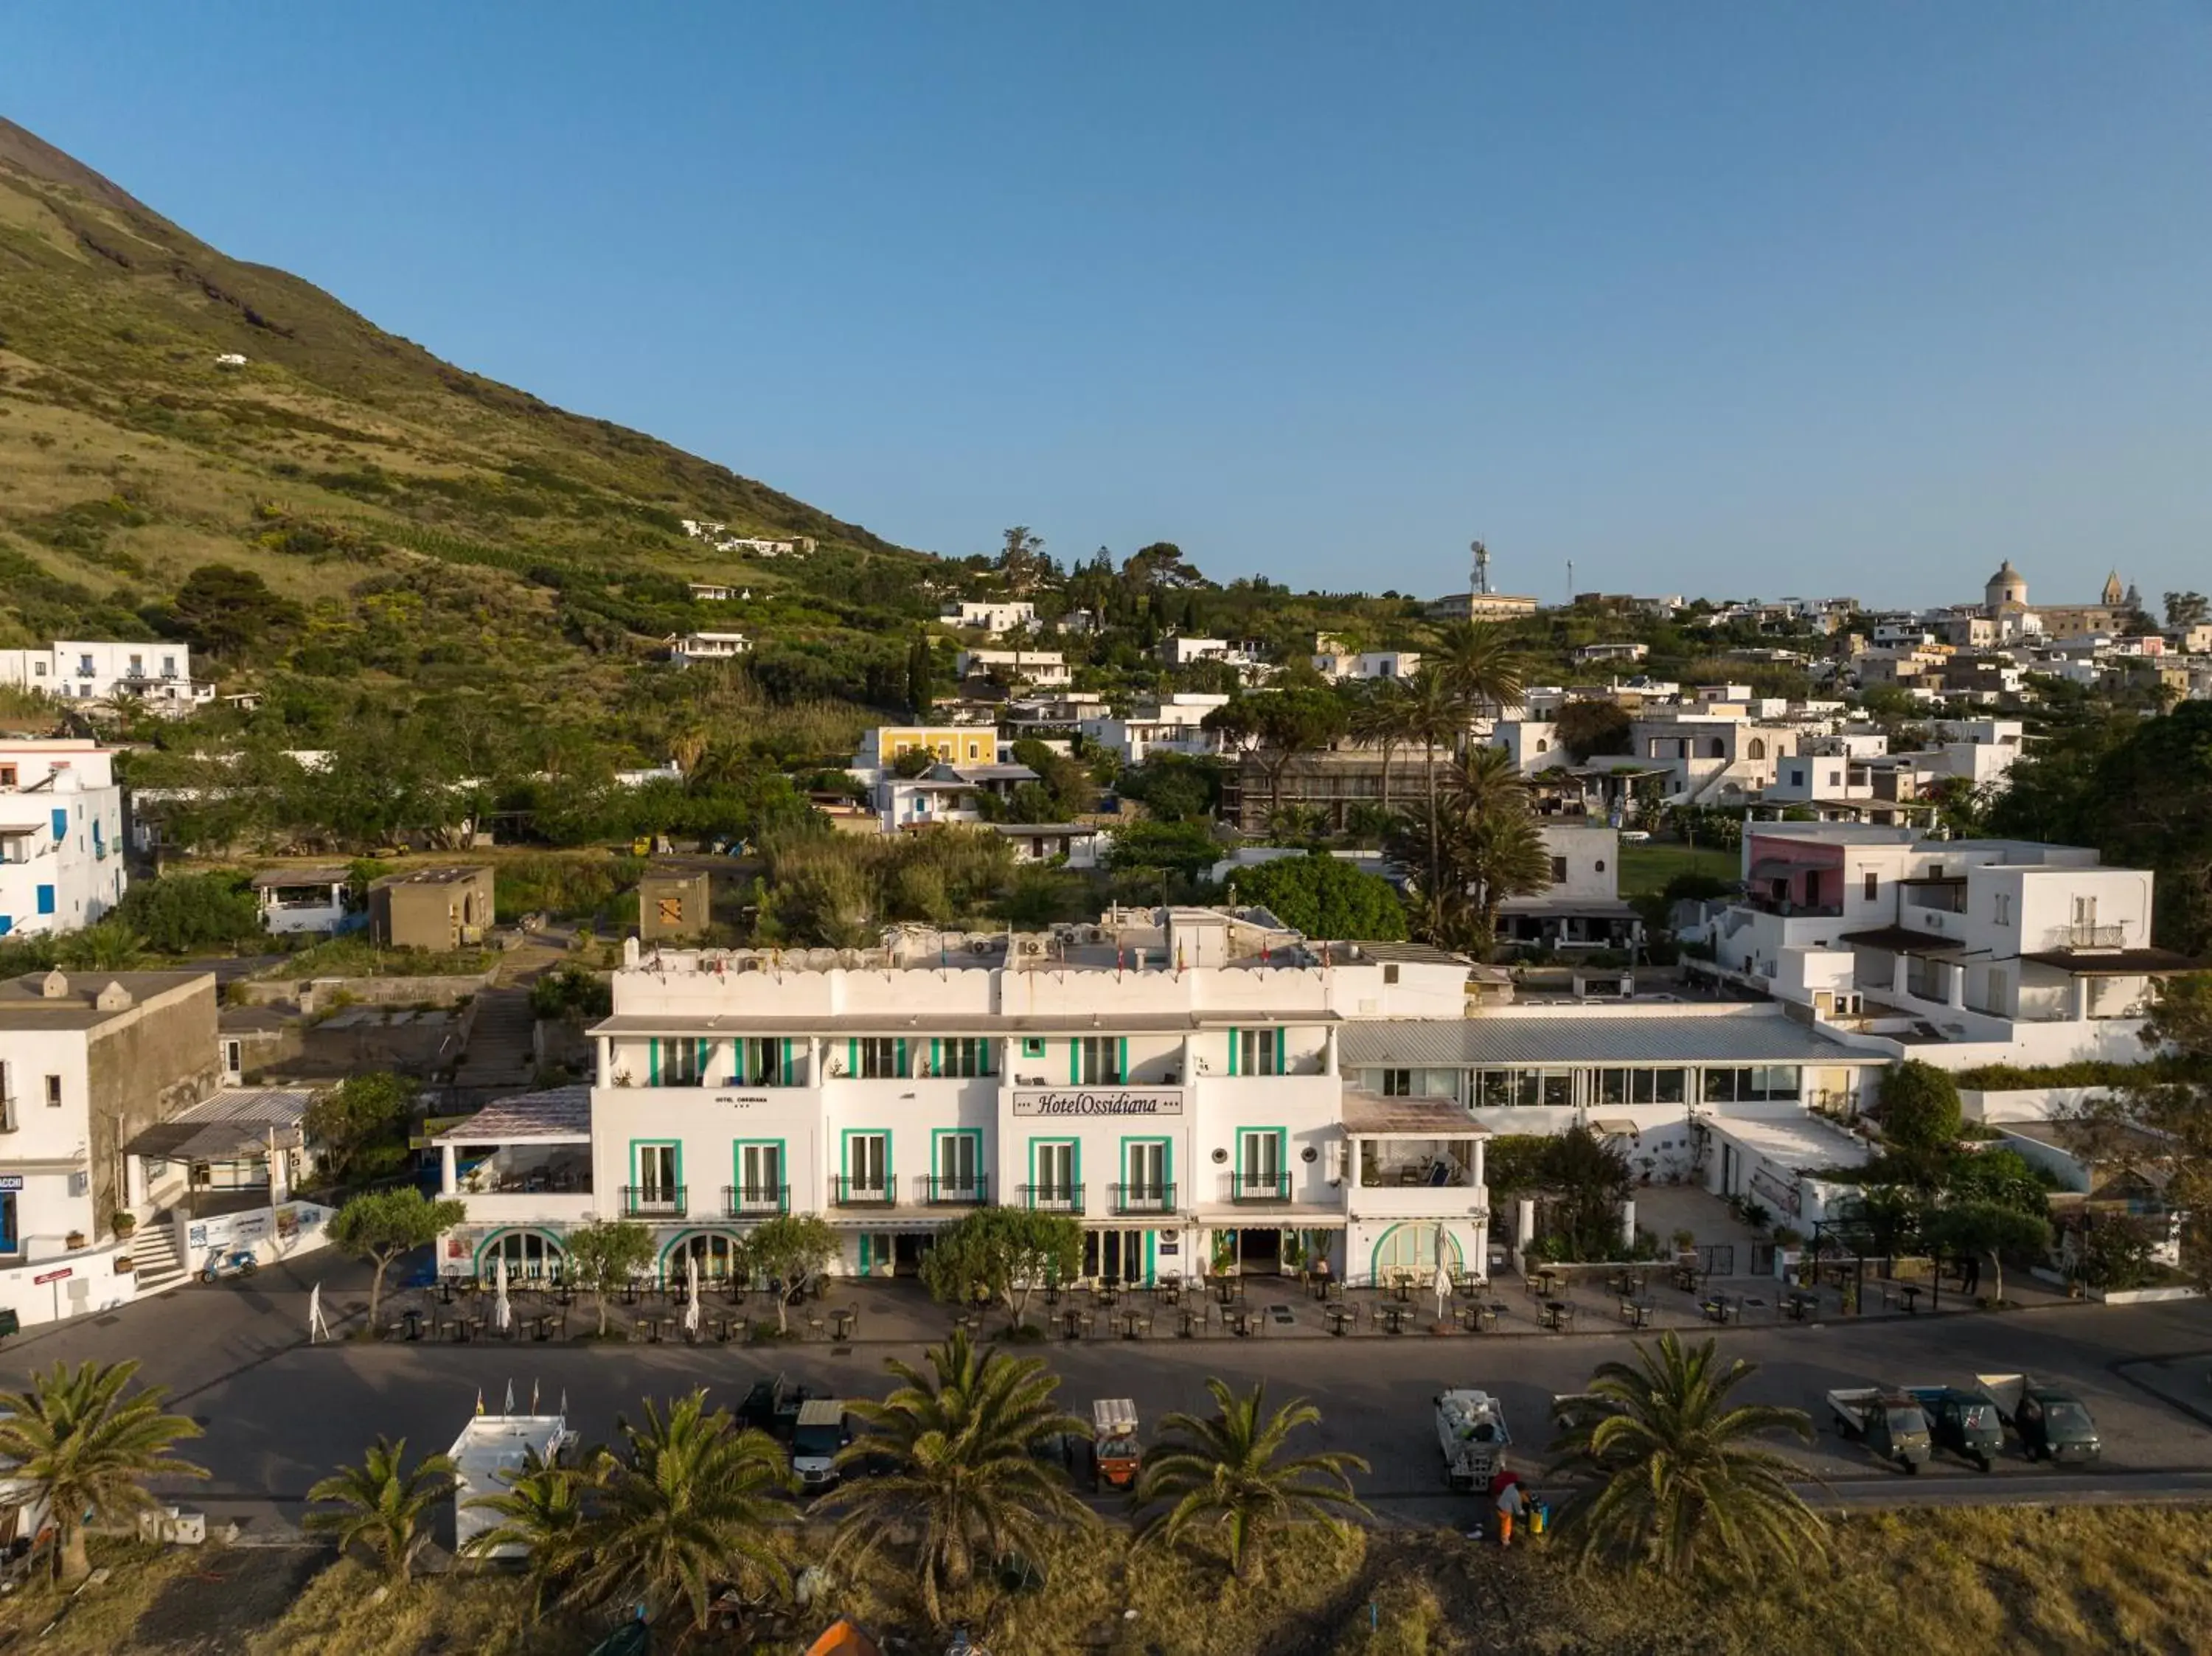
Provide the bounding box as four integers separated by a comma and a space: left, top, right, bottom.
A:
919, 1175, 989, 1206
1747, 897, 1843, 919
1019, 1182, 1084, 1214
832, 1176, 896, 1208
1110, 1182, 1176, 1214
621, 1184, 687, 1219
723, 1183, 790, 1217
2047, 923, 2126, 951
1229, 1172, 1291, 1203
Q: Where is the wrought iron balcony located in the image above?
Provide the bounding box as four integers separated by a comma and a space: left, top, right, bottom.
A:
722, 1183, 789, 1218
919, 1175, 989, 1206
832, 1176, 897, 1208
1229, 1172, 1291, 1203
1018, 1182, 1084, 1214
1110, 1182, 1176, 1214
620, 1184, 686, 1219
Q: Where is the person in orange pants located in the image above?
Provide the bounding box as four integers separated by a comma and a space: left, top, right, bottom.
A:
1494, 1470, 1526, 1547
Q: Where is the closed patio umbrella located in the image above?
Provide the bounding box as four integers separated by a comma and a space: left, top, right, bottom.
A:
1433, 1264, 1451, 1323
493, 1253, 513, 1335
684, 1252, 702, 1339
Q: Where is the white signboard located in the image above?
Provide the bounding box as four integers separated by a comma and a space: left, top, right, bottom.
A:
1011, 1088, 1184, 1119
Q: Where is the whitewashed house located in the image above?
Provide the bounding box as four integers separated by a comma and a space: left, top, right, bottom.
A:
0, 740, 127, 939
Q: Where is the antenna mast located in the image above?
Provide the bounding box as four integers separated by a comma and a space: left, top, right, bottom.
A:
1470, 540, 1492, 597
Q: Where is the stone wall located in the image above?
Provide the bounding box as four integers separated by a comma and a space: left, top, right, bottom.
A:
86, 978, 220, 1228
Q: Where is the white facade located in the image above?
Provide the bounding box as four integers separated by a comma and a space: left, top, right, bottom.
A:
1312, 636, 1422, 683
0, 741, 127, 938
433, 921, 1511, 1287
668, 632, 753, 666
955, 649, 1071, 688
1708, 825, 2186, 1070
431, 914, 1911, 1288
941, 600, 1040, 636
0, 640, 207, 716
1080, 693, 1231, 763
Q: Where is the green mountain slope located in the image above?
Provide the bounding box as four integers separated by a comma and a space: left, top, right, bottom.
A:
0, 116, 936, 744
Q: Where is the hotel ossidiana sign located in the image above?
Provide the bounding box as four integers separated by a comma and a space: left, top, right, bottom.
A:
1011, 1088, 1184, 1118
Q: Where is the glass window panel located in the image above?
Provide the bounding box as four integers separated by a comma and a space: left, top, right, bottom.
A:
1543, 1071, 1572, 1108
1655, 1068, 1686, 1105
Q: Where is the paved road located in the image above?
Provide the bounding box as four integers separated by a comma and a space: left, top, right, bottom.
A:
8, 1257, 2211, 1534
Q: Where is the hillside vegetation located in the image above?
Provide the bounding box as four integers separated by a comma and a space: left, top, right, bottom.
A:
0, 116, 937, 753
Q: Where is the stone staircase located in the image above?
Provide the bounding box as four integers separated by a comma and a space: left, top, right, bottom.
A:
449, 987, 538, 1100
130, 1218, 190, 1295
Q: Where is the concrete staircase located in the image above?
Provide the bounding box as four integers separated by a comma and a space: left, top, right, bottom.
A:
130, 1218, 189, 1295
450, 987, 539, 1100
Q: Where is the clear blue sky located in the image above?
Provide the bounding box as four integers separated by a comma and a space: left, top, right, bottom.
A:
7, 3, 2209, 607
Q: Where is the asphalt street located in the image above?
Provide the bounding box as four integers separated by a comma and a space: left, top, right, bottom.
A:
8, 1254, 2212, 1535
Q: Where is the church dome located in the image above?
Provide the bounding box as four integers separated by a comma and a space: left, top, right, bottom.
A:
1986, 560, 2023, 587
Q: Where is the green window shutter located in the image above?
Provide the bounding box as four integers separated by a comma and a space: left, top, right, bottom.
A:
931, 1037, 941, 1077
896, 1037, 908, 1076
1070, 1040, 1079, 1085
848, 1038, 858, 1078
698, 1038, 710, 1078
781, 1038, 793, 1085
649, 1038, 661, 1087
1119, 1037, 1128, 1082
1276, 1028, 1286, 1073
1228, 1030, 1239, 1077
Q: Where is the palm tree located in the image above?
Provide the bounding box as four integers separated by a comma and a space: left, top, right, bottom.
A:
1132, 1379, 1369, 1584
461, 1444, 604, 1610
823, 1328, 1091, 1624
305, 1436, 456, 1583
1428, 622, 1525, 745
0, 1360, 206, 1584
1346, 679, 1412, 815
1548, 1333, 1825, 1579
566, 1391, 792, 1633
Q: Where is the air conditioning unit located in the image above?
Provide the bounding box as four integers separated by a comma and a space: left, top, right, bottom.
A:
1015, 936, 1049, 959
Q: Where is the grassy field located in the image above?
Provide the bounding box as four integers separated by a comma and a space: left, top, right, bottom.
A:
1617, 838, 1739, 899
13, 1507, 2212, 1655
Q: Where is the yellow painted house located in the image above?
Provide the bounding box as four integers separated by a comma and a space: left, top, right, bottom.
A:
862, 726, 996, 768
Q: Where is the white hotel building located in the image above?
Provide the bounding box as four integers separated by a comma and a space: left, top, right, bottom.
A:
434, 908, 1894, 1287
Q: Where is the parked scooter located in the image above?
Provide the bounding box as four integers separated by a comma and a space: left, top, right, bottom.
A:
200, 1248, 259, 1284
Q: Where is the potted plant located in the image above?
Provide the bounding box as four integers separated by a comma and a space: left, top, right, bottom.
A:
66, 1229, 86, 1250
1671, 1227, 1697, 1259
111, 1211, 137, 1239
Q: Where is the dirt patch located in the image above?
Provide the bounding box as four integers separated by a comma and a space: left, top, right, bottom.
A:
128, 1544, 325, 1655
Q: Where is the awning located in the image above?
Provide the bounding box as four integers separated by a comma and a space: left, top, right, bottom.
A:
1341, 1092, 1488, 1137
1839, 925, 1964, 958
1590, 1118, 1641, 1138
2019, 948, 2205, 975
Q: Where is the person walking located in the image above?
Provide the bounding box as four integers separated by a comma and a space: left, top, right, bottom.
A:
1493, 1469, 1527, 1548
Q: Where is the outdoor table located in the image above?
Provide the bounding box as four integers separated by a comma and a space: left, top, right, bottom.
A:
1453, 1271, 1483, 1300
831, 1307, 858, 1340
1326, 1306, 1354, 1337
1897, 1283, 1923, 1315
451, 1315, 479, 1344
1216, 1280, 1237, 1307
1540, 1300, 1574, 1332
644, 1313, 673, 1343
1378, 1304, 1408, 1335
554, 1282, 576, 1307
621, 1282, 641, 1307
1043, 1284, 1062, 1307
1784, 1291, 1818, 1322
1700, 1296, 1737, 1325
1231, 1307, 1260, 1337
437, 1278, 456, 1306
1388, 1277, 1414, 1305
1178, 1306, 1203, 1338
1671, 1262, 1700, 1293
1096, 1285, 1120, 1309
529, 1312, 554, 1341
1324, 1280, 1346, 1303
1062, 1307, 1087, 1341
1158, 1281, 1182, 1307
1120, 1309, 1150, 1340
1618, 1298, 1653, 1329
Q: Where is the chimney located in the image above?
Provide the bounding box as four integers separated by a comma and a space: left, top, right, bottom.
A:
39, 969, 69, 1000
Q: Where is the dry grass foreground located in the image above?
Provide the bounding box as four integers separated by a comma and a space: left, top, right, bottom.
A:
4, 1506, 2211, 1655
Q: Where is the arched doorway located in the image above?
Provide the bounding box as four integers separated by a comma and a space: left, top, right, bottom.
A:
1368, 1223, 1465, 1282
662, 1230, 746, 1284
477, 1228, 566, 1281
